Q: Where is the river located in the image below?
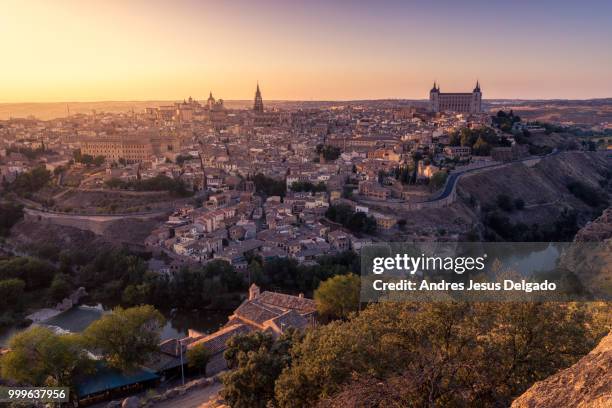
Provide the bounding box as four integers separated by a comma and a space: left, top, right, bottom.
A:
0, 243, 574, 346
0, 305, 229, 347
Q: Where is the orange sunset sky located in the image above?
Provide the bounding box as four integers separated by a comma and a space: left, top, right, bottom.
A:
1, 0, 611, 102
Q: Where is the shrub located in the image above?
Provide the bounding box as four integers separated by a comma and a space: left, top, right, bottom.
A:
514, 198, 525, 210
567, 181, 607, 207
496, 194, 514, 212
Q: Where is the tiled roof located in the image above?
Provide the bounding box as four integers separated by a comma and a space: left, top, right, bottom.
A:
231, 290, 316, 330
188, 323, 251, 356
257, 291, 316, 314
266, 310, 310, 332
233, 299, 286, 326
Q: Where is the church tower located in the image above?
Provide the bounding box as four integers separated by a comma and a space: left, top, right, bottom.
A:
471, 81, 482, 113
207, 91, 215, 110
429, 81, 440, 113
249, 283, 260, 300
253, 82, 264, 113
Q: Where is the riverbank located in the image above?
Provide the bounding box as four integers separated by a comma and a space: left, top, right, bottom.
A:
26, 307, 63, 323
1, 304, 230, 347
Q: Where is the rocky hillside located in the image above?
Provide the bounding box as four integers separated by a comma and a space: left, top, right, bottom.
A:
458, 151, 610, 226
574, 207, 612, 242
559, 206, 612, 299
513, 212, 612, 407
511, 331, 612, 408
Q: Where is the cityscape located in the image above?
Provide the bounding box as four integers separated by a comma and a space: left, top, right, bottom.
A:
0, 1, 611, 408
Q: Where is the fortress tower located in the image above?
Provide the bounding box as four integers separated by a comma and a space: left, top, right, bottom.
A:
430, 81, 482, 114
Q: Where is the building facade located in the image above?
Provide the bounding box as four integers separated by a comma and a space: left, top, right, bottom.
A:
81, 133, 180, 163
430, 81, 482, 114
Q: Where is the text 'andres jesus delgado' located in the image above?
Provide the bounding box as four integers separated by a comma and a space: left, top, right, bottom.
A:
373, 279, 557, 293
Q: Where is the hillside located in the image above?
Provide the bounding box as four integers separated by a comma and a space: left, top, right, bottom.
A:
8, 216, 160, 255
559, 207, 612, 299
456, 151, 611, 239
391, 151, 610, 241
511, 331, 612, 408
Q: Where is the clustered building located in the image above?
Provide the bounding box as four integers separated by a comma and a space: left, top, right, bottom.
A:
1, 80, 506, 247
1, 80, 537, 252
4, 79, 597, 405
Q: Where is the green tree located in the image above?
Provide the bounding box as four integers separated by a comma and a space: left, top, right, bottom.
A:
0, 257, 56, 290
315, 144, 341, 161
80, 154, 95, 165
397, 219, 407, 230
0, 278, 25, 311
567, 180, 607, 208
93, 155, 106, 166
105, 178, 127, 189
9, 166, 51, 194
325, 204, 376, 234
1, 327, 90, 387
514, 197, 525, 210
290, 181, 326, 193
429, 171, 448, 190
0, 202, 24, 236
496, 194, 514, 212
274, 302, 605, 408
186, 343, 210, 375
224, 331, 275, 369
49, 273, 73, 302
82, 305, 165, 370
121, 283, 150, 306
251, 173, 286, 197
6, 146, 46, 160
473, 136, 491, 156
314, 274, 360, 319
221, 330, 301, 408
175, 154, 193, 165
76, 250, 147, 297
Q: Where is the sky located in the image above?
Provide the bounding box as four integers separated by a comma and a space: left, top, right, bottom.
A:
1, 0, 611, 102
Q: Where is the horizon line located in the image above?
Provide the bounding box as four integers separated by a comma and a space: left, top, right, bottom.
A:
2, 97, 612, 105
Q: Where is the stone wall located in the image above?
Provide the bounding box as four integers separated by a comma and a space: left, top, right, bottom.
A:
23, 208, 159, 236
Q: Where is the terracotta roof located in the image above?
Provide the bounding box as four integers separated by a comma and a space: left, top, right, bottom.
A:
265, 310, 310, 332
231, 290, 316, 331
257, 291, 316, 314
188, 323, 251, 356
233, 299, 286, 326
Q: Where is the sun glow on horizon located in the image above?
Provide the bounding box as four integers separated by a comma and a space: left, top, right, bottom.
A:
1, 0, 611, 102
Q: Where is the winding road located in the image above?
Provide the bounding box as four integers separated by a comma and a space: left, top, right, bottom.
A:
425, 150, 561, 203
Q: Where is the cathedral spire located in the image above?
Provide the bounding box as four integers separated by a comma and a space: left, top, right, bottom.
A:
253, 82, 264, 113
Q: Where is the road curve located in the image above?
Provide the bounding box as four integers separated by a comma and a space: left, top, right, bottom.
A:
425, 150, 561, 203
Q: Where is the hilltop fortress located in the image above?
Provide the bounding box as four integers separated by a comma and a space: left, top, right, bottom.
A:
430, 81, 482, 114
